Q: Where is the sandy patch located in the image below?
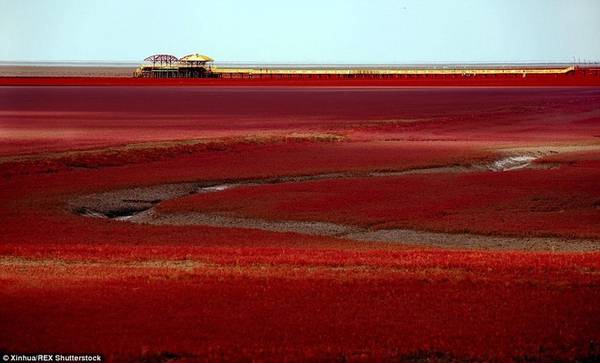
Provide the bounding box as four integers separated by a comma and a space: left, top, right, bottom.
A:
0, 133, 345, 163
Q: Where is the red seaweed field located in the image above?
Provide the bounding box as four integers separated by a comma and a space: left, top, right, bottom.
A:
1, 86, 600, 362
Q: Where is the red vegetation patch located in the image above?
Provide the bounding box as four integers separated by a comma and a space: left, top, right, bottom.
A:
2, 244, 600, 361
0, 139, 493, 183
2, 87, 600, 156
2, 86, 600, 361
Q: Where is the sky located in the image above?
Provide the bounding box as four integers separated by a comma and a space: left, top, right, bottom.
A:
1, 0, 599, 64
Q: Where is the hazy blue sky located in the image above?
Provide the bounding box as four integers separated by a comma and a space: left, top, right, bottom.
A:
1, 0, 599, 63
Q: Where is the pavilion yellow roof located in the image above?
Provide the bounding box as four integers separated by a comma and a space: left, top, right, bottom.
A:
179, 54, 214, 62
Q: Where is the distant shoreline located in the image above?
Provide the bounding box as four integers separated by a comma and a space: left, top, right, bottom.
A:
0, 65, 136, 77
2, 62, 598, 78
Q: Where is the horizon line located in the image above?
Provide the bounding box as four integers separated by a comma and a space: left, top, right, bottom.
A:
2, 60, 600, 67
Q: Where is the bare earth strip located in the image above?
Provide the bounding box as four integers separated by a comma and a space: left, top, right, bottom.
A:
127, 211, 600, 252
69, 154, 600, 252
71, 159, 553, 219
